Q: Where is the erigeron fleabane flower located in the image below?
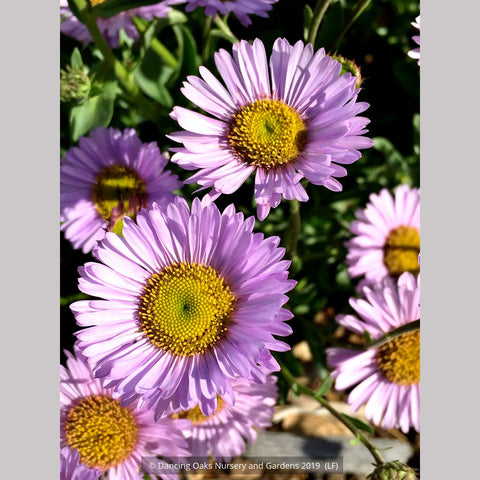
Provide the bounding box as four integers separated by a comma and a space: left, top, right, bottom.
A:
172, 375, 277, 462
183, 0, 278, 27
345, 184, 420, 284
60, 126, 181, 254
327, 272, 420, 433
168, 38, 373, 221
60, 0, 185, 48
71, 196, 294, 419
407, 16, 420, 66
60, 349, 190, 480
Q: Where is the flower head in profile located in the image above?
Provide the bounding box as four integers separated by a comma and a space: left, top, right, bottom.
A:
169, 38, 373, 220
172, 374, 277, 462
345, 185, 420, 285
183, 0, 278, 27
407, 16, 420, 66
60, 0, 185, 48
71, 196, 294, 419
61, 126, 181, 253
60, 349, 190, 480
327, 273, 420, 433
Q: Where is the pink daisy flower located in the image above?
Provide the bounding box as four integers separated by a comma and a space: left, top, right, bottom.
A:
183, 0, 278, 27
60, 126, 181, 254
345, 184, 420, 284
327, 272, 420, 433
168, 38, 373, 220
407, 16, 420, 66
71, 196, 294, 420
61, 447, 99, 480
60, 0, 185, 48
60, 349, 190, 480
173, 374, 277, 462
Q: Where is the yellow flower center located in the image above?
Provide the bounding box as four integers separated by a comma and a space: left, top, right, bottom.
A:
376, 330, 420, 385
92, 165, 147, 220
172, 396, 225, 424
383, 226, 420, 276
64, 395, 138, 471
137, 262, 236, 356
90, 0, 106, 6
227, 98, 307, 169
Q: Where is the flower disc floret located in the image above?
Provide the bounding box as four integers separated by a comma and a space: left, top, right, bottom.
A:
64, 395, 138, 470
228, 99, 307, 168
383, 226, 420, 276
138, 262, 235, 356
92, 165, 147, 220
377, 331, 420, 385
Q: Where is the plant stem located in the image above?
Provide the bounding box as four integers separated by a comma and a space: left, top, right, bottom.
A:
201, 15, 213, 63
332, 0, 372, 53
280, 363, 385, 465
213, 15, 239, 44
365, 319, 420, 350
284, 199, 301, 261
70, 0, 161, 123
307, 0, 334, 46
131, 17, 178, 69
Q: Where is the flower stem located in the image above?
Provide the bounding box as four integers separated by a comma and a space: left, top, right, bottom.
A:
131, 16, 178, 69
365, 319, 420, 350
331, 0, 372, 53
307, 0, 334, 46
279, 362, 386, 465
213, 15, 239, 44
201, 15, 213, 63
69, 0, 162, 123
284, 199, 301, 262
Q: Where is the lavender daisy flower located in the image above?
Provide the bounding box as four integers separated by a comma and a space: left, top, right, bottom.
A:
172, 374, 277, 461
327, 272, 420, 433
60, 0, 185, 48
183, 0, 278, 27
61, 126, 181, 254
71, 196, 294, 419
168, 38, 373, 220
61, 447, 99, 480
345, 185, 420, 284
407, 16, 420, 66
60, 349, 190, 480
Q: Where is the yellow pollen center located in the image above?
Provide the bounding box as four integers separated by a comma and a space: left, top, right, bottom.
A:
227, 98, 307, 169
137, 262, 236, 356
90, 0, 106, 6
376, 330, 420, 385
383, 226, 420, 276
64, 395, 138, 471
172, 396, 225, 424
92, 165, 147, 220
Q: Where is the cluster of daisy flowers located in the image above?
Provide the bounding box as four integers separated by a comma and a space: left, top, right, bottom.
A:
60, 0, 420, 476
327, 184, 420, 433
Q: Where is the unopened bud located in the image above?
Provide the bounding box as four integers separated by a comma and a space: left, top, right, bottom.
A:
60, 66, 91, 105
367, 461, 418, 480
332, 54, 363, 89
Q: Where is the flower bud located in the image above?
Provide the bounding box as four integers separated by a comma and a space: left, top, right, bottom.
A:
332, 54, 363, 89
367, 461, 418, 480
60, 66, 91, 105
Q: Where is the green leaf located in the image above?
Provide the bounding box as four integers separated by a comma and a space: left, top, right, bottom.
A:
340, 414, 374, 434
349, 434, 361, 446
133, 48, 175, 107
69, 75, 117, 141
70, 48, 84, 69
314, 375, 333, 397
171, 24, 201, 84
93, 0, 173, 18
